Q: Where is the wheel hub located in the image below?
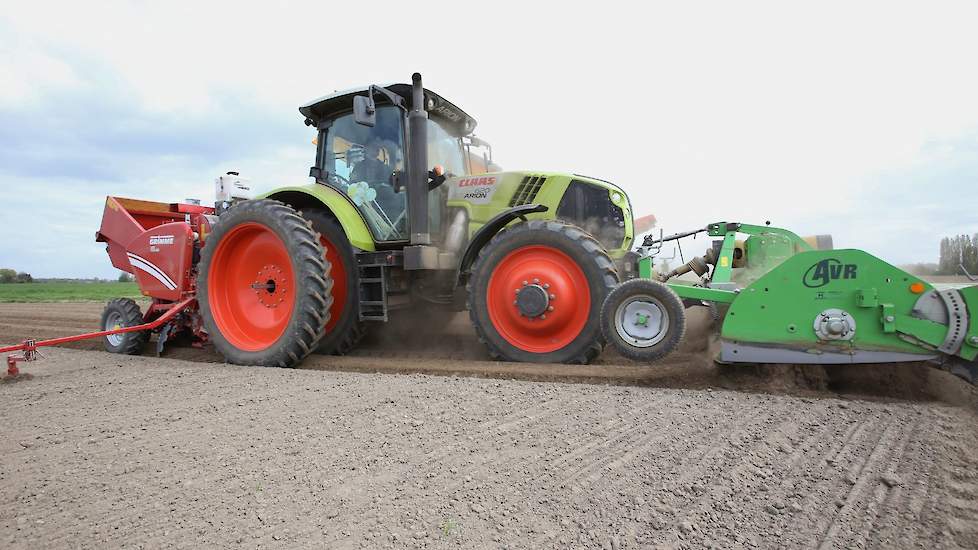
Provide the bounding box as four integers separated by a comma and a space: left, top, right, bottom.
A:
515, 283, 551, 318
486, 245, 589, 354
813, 308, 856, 341
616, 297, 668, 347
104, 311, 125, 347
253, 265, 289, 308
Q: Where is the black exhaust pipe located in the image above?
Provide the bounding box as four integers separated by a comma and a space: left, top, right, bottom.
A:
407, 72, 429, 245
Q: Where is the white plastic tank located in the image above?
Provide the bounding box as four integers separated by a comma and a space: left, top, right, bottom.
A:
215, 171, 253, 203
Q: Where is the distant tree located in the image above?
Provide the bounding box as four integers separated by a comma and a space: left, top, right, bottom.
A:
118, 272, 134, 282
0, 268, 15, 284
938, 237, 952, 274
937, 234, 978, 275
964, 234, 978, 275
15, 272, 32, 283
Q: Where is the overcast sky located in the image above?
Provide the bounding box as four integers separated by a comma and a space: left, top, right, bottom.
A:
2, 1, 977, 277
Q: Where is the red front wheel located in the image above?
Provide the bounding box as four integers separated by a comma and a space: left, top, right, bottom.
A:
468, 220, 618, 364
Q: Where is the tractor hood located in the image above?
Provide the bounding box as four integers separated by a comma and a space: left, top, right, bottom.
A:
299, 84, 477, 136
446, 171, 634, 255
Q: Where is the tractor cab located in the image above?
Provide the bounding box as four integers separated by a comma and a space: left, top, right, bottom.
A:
300, 81, 489, 245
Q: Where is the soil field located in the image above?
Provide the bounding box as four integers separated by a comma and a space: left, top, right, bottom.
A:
2, 303, 978, 549
1, 302, 976, 403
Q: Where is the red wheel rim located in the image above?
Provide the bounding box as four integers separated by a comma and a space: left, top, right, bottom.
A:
318, 234, 346, 333
208, 222, 296, 351
486, 245, 591, 353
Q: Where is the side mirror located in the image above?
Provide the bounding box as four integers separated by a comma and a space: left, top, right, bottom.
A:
353, 95, 376, 127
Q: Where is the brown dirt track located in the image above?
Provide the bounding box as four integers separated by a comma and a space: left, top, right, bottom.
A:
2, 302, 978, 549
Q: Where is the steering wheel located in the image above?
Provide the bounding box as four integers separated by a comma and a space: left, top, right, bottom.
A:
329, 172, 351, 187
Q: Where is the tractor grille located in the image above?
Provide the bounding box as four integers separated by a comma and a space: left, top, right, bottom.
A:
556, 180, 627, 250
509, 175, 547, 206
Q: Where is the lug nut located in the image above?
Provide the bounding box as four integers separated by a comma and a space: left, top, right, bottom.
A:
533, 278, 540, 283
522, 280, 528, 286
543, 283, 550, 289
548, 306, 554, 311
540, 314, 547, 320
549, 294, 556, 300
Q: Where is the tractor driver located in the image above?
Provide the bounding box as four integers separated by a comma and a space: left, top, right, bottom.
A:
351, 139, 394, 184
351, 138, 404, 231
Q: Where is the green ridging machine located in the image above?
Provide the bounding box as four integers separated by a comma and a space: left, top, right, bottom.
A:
600, 222, 978, 383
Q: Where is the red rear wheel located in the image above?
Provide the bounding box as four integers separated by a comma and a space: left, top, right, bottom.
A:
199, 200, 332, 367
319, 233, 347, 335
207, 222, 296, 351
301, 209, 366, 355
486, 245, 590, 353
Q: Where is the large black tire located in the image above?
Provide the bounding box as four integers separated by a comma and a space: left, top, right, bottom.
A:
600, 279, 686, 363
198, 199, 332, 367
300, 209, 367, 355
467, 220, 619, 364
101, 298, 148, 355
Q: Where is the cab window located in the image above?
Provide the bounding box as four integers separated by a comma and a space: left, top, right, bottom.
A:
323, 106, 406, 241
427, 118, 466, 177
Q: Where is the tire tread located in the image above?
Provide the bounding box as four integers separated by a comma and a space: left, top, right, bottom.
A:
299, 209, 367, 355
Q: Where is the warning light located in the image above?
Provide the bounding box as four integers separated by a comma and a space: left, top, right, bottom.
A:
909, 282, 926, 294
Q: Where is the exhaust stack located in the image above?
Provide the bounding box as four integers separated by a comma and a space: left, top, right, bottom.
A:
407, 72, 429, 245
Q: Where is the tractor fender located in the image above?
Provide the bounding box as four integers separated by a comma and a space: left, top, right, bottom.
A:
258, 185, 376, 251
457, 203, 548, 282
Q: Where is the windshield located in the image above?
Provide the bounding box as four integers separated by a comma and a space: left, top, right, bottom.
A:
322, 106, 406, 241
427, 118, 466, 177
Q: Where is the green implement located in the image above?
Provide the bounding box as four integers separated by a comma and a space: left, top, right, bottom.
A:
602, 221, 978, 383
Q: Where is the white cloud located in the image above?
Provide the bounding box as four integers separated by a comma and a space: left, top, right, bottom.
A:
0, 32, 83, 104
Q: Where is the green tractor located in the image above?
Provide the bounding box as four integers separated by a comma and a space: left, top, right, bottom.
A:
200, 73, 633, 366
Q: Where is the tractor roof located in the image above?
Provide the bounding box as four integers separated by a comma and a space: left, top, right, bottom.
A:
299, 84, 477, 136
